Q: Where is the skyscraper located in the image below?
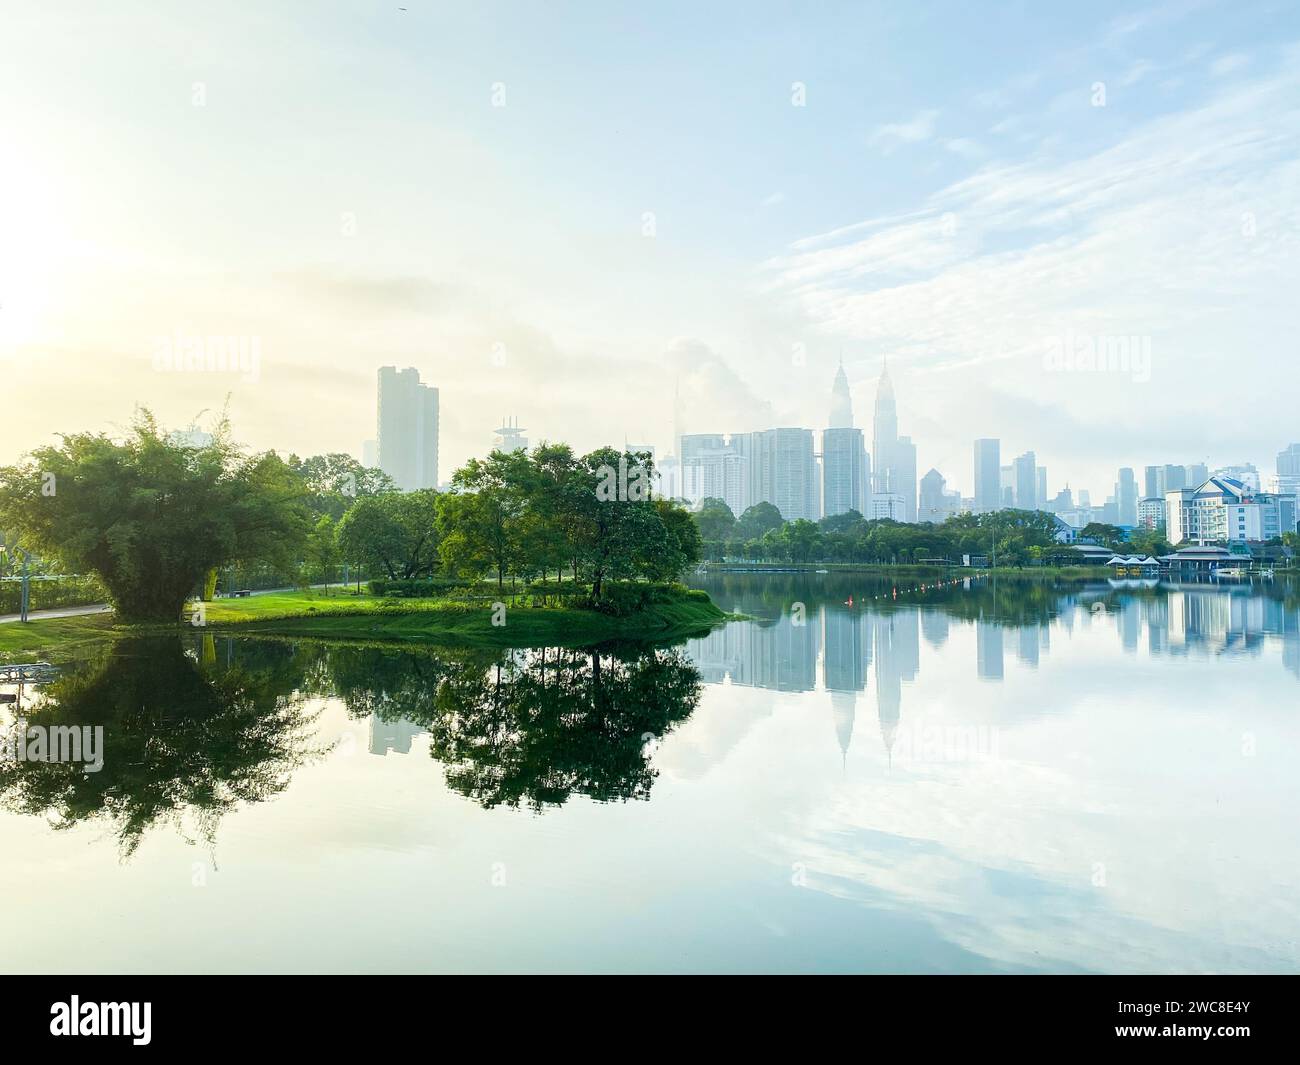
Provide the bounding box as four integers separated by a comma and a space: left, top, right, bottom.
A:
822, 362, 870, 517
823, 428, 870, 518
1014, 451, 1037, 510
1279, 443, 1300, 478
681, 433, 749, 517
872, 359, 915, 521
974, 438, 1001, 513
829, 356, 853, 429
377, 366, 439, 491
1116, 467, 1138, 525
1144, 465, 1163, 500
749, 428, 818, 522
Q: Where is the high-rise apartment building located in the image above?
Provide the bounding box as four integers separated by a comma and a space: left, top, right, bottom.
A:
749, 428, 818, 522
377, 366, 439, 491
681, 433, 749, 517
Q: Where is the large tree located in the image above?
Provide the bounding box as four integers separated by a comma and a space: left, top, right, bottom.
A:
0, 412, 309, 622
336, 489, 440, 580
693, 497, 737, 542
437, 450, 532, 589
286, 452, 396, 519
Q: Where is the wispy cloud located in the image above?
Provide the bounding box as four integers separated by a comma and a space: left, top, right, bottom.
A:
868, 109, 940, 152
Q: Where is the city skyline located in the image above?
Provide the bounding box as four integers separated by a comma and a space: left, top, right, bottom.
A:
3, 3, 1297, 497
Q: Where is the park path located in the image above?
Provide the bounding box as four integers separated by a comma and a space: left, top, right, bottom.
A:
0, 581, 353, 624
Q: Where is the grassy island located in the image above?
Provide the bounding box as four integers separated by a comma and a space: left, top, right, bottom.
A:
0, 584, 728, 662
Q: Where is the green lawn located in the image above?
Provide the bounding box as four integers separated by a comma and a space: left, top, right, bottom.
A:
200, 589, 727, 647
0, 588, 728, 659
0, 614, 117, 662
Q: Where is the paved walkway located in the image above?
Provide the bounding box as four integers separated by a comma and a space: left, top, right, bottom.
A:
0, 603, 111, 625
0, 581, 354, 624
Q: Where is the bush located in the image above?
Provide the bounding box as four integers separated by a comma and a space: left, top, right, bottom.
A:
367, 577, 471, 598
585, 581, 690, 617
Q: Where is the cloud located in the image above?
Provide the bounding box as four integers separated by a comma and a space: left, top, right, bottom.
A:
763, 62, 1300, 488
663, 338, 775, 437
1210, 52, 1250, 77
868, 109, 939, 152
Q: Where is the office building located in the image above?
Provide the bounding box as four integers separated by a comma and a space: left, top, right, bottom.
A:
974, 438, 1001, 513
822, 362, 870, 518
872, 359, 916, 521
823, 428, 870, 518
1014, 451, 1037, 510
1116, 467, 1138, 526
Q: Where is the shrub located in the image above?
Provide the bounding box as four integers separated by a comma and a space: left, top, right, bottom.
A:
584, 581, 688, 617
367, 577, 470, 598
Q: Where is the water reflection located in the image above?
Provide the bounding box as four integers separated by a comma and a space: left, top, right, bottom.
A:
325, 644, 702, 811
685, 573, 1300, 764
0, 637, 323, 855
0, 637, 703, 851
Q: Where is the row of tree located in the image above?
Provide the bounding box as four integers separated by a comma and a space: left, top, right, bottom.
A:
0, 412, 702, 622
688, 498, 1177, 566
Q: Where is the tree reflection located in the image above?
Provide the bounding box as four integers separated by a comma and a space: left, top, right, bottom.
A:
0, 636, 323, 856
327, 644, 702, 811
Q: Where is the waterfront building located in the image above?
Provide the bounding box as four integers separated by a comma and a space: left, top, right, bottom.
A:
1165, 476, 1297, 545
1212, 463, 1261, 492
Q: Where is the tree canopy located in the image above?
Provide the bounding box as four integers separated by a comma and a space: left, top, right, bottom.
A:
0, 412, 310, 621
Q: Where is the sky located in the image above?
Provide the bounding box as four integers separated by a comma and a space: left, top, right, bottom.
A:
1, 0, 1298, 498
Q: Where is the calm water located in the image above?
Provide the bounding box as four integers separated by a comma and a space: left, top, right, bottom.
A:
2, 573, 1299, 974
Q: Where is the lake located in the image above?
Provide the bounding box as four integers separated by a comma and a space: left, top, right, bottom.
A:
2, 572, 1298, 974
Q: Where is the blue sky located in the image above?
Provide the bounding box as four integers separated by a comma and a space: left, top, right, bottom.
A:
1, 0, 1297, 496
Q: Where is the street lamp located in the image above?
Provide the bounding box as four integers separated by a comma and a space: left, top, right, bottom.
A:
0, 540, 32, 623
